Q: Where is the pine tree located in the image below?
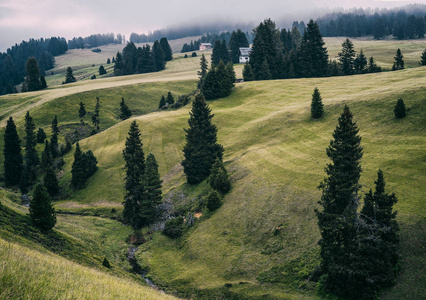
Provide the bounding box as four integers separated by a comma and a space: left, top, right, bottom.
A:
92, 97, 101, 132
182, 94, 223, 184
29, 183, 56, 231
99, 65, 107, 75
107, 58, 111, 64
354, 49, 367, 74
142, 153, 163, 225
419, 49, 426, 66
160, 37, 173, 61
36, 128, 46, 143
122, 42, 138, 75
206, 191, 222, 211
159, 95, 166, 109
122, 121, 145, 229
40, 76, 47, 89
23, 57, 42, 91
197, 54, 208, 89
368, 56, 381, 73
166, 91, 175, 105
311, 87, 324, 119
3, 117, 23, 187
119, 98, 132, 120
394, 98, 406, 118
242, 62, 255, 81
50, 115, 60, 158
392, 49, 404, 70
257, 59, 272, 80
338, 38, 356, 75
79, 101, 86, 124
44, 167, 59, 197
23, 111, 39, 183
71, 142, 85, 189
152, 40, 165, 71
209, 157, 231, 193
226, 61, 236, 83
40, 140, 53, 172
114, 52, 124, 76
64, 66, 76, 84
316, 105, 363, 297
229, 29, 249, 63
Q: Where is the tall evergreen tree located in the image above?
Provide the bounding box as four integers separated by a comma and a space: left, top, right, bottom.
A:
229, 29, 249, 63
311, 87, 324, 119
316, 105, 363, 297
79, 101, 86, 124
166, 91, 175, 105
257, 59, 272, 80
23, 111, 39, 183
71, 142, 85, 189
242, 62, 255, 81
392, 48, 404, 70
122, 121, 145, 229
36, 128, 46, 143
394, 98, 406, 118
3, 117, 23, 187
338, 38, 356, 75
420, 49, 426, 65
160, 37, 173, 61
29, 183, 56, 231
122, 42, 138, 75
44, 167, 59, 197
114, 52, 124, 76
297, 20, 329, 78
209, 157, 231, 193
152, 40, 165, 71
50, 115, 60, 158
142, 153, 163, 224
119, 98, 132, 120
197, 54, 208, 88
182, 94, 224, 184
64, 66, 76, 84
159, 95, 166, 109
354, 49, 367, 74
22, 57, 42, 92
40, 140, 53, 172
92, 97, 101, 131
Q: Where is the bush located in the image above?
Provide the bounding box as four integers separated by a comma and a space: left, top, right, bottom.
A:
192, 52, 197, 57
206, 191, 222, 211
163, 217, 184, 239
209, 158, 231, 193
394, 98, 406, 118
91, 74, 96, 80
102, 257, 111, 268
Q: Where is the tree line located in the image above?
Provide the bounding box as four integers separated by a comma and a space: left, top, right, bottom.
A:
67, 33, 124, 49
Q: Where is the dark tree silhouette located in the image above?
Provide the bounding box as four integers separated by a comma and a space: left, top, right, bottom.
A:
3, 117, 23, 187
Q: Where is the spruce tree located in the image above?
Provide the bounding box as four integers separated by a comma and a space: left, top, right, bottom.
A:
197, 54, 208, 88
23, 57, 42, 91
311, 87, 324, 119
36, 128, 46, 143
79, 101, 86, 124
316, 105, 363, 297
3, 117, 23, 187
159, 95, 166, 109
420, 49, 426, 65
258, 59, 272, 80
71, 142, 85, 189
152, 40, 165, 71
242, 62, 255, 81
354, 49, 367, 74
368, 56, 381, 73
141, 153, 163, 225
394, 98, 406, 118
338, 38, 356, 75
226, 62, 236, 83
122, 121, 145, 229
114, 52, 124, 76
99, 65, 107, 75
92, 97, 100, 131
166, 91, 175, 105
209, 157, 231, 193
50, 115, 60, 158
29, 183, 56, 231
44, 167, 59, 197
23, 111, 39, 184
206, 191, 222, 211
229, 29, 249, 63
64, 66, 76, 84
392, 49, 404, 70
182, 94, 224, 184
119, 98, 132, 120
40, 140, 53, 172
160, 37, 173, 61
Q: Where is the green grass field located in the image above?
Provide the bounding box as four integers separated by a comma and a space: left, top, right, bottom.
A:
0, 36, 425, 299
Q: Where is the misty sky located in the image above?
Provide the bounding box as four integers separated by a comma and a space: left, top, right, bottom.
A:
0, 0, 425, 51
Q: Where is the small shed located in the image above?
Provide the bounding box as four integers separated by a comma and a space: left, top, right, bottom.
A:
199, 43, 212, 51
239, 48, 251, 63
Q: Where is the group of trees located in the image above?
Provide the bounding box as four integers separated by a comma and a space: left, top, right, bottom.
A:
316, 106, 399, 299
200, 59, 235, 100
122, 121, 162, 229
338, 38, 382, 75
71, 142, 98, 189
68, 33, 123, 49
21, 57, 48, 92
113, 38, 172, 76
315, 6, 426, 40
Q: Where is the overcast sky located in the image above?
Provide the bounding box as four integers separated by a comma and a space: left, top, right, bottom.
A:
0, 0, 424, 51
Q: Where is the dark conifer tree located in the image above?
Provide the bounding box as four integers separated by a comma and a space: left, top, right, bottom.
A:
141, 153, 163, 225
99, 65, 107, 75
79, 101, 86, 124
160, 37, 173, 61
64, 66, 76, 84
368, 56, 381, 73
152, 40, 165, 71
226, 61, 236, 83
92, 97, 100, 131
36, 128, 46, 143
316, 105, 363, 297
394, 98, 406, 118
23, 111, 39, 183
23, 57, 42, 92
229, 29, 249, 63
338, 38, 356, 75
50, 115, 60, 158
392, 49, 405, 70
258, 59, 272, 80
4, 117, 23, 187
420, 49, 426, 65
166, 91, 175, 105
119, 98, 132, 120
29, 183, 56, 231
40, 76, 47, 89
122, 121, 145, 229
122, 42, 138, 75
197, 54, 208, 88
297, 20, 329, 78
206, 191, 222, 211
354, 49, 367, 74
71, 142, 85, 189
216, 60, 234, 97
159, 95, 166, 109
311, 87, 324, 119
107, 58, 111, 64
242, 62, 255, 81
40, 140, 53, 172
114, 52, 124, 76
209, 157, 231, 193
182, 94, 223, 184
44, 167, 59, 197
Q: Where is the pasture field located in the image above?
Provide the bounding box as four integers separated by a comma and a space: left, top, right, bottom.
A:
0, 36, 425, 299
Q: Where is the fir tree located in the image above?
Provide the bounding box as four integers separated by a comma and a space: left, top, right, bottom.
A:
226, 61, 236, 83
159, 95, 166, 109
182, 94, 223, 184
242, 62, 255, 81
23, 111, 39, 184
229, 29, 249, 63
354, 49, 367, 74
122, 42, 138, 75
392, 49, 404, 70
420, 49, 426, 66
394, 98, 406, 118
43, 167, 59, 197
141, 153, 163, 225
107, 58, 111, 64
311, 87, 324, 119
211, 39, 229, 65
209, 157, 231, 193
71, 142, 85, 189
338, 38, 356, 75
153, 40, 165, 71
197, 54, 208, 88
50, 115, 60, 158
23, 57, 42, 91
29, 183, 56, 231
368, 56, 381, 73
3, 117, 23, 187
92, 97, 100, 132
40, 76, 47, 89
99, 65, 107, 75
119, 98, 132, 120
114, 52, 124, 76
166, 91, 175, 105
206, 191, 222, 211
316, 105, 363, 297
79, 101, 86, 124
36, 128, 46, 143
160, 37, 173, 61
258, 59, 272, 80
40, 140, 53, 172
64, 66, 76, 84
122, 121, 145, 229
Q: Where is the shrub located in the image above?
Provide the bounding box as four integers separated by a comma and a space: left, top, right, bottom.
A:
206, 191, 222, 211
163, 217, 184, 239
102, 257, 111, 268
394, 98, 406, 118
191, 52, 197, 57
209, 158, 231, 193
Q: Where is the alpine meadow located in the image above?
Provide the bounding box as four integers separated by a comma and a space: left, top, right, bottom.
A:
0, 2, 425, 300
